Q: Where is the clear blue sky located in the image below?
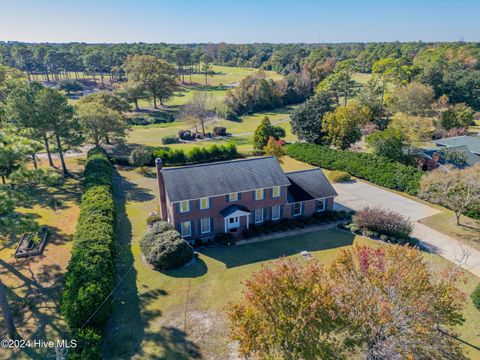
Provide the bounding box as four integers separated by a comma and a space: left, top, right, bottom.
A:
1, 0, 479, 43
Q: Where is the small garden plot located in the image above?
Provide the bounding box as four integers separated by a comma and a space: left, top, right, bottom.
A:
14, 227, 49, 258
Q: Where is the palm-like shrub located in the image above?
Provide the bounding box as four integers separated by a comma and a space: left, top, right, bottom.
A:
328, 170, 351, 183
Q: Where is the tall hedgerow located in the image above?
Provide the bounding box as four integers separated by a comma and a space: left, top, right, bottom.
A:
287, 143, 422, 195
61, 147, 115, 358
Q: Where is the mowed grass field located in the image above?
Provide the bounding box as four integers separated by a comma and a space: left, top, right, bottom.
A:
100, 64, 291, 154
102, 163, 480, 360
127, 106, 296, 154
0, 157, 84, 360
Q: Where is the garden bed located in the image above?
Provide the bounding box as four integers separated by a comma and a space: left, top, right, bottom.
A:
210, 210, 353, 247
337, 222, 419, 247
14, 227, 49, 258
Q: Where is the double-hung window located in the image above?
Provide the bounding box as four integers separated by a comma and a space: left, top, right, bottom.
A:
179, 200, 190, 213
228, 192, 238, 202
200, 197, 210, 210
315, 199, 325, 212
293, 202, 302, 216
200, 218, 211, 234
181, 221, 192, 237
254, 208, 264, 223
272, 186, 281, 198
271, 205, 281, 220
255, 189, 264, 200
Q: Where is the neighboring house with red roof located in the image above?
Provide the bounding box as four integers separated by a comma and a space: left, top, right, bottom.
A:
155, 156, 337, 241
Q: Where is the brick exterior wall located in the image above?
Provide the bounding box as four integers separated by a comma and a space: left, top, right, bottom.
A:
166, 191, 335, 239
284, 197, 334, 219
169, 186, 289, 239
157, 163, 336, 240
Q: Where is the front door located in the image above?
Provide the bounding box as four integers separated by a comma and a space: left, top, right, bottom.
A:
228, 216, 240, 230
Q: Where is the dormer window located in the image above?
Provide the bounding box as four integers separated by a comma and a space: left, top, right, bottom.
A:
200, 197, 210, 210
272, 186, 281, 198
255, 189, 264, 200
179, 200, 190, 213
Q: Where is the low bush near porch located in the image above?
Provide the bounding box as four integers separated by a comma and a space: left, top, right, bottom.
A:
242, 210, 352, 239
350, 207, 414, 241
140, 220, 194, 269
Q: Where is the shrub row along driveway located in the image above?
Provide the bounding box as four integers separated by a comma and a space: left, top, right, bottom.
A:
333, 180, 480, 278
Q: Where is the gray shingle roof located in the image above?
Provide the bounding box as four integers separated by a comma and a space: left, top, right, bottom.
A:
161, 156, 290, 203
424, 145, 480, 167
434, 136, 480, 155
286, 169, 338, 203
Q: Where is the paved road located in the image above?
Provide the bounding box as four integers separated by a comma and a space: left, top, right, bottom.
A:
333, 180, 480, 278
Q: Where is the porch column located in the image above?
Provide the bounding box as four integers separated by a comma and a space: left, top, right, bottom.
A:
224, 218, 227, 233
246, 214, 250, 229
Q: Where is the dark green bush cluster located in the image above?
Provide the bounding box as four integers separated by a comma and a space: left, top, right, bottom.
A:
287, 143, 422, 195
140, 220, 193, 269
61, 147, 115, 359
152, 143, 238, 166
214, 232, 236, 245
242, 210, 351, 239
162, 135, 180, 145
471, 284, 480, 311
464, 206, 480, 220
213, 127, 227, 136
146, 213, 162, 226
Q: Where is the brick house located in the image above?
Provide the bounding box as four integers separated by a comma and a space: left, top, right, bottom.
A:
155, 156, 337, 240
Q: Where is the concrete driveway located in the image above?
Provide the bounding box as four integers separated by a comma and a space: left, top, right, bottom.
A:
333, 180, 480, 278
333, 181, 440, 221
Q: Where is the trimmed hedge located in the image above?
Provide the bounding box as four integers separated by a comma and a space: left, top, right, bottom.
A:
287, 143, 422, 195
152, 143, 238, 166
61, 147, 115, 358
162, 135, 180, 145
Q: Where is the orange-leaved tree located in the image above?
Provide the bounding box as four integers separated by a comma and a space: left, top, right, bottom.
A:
227, 244, 466, 360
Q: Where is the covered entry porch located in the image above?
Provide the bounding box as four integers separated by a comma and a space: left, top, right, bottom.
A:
221, 205, 251, 233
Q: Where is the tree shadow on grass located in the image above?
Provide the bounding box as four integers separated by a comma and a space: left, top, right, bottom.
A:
0, 259, 67, 359
202, 229, 355, 268
103, 171, 145, 359
161, 258, 208, 279
138, 326, 203, 360
113, 168, 155, 203
103, 170, 203, 359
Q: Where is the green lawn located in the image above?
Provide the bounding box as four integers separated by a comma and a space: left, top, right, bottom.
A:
186, 65, 283, 86
136, 65, 282, 110
126, 107, 296, 155
420, 211, 480, 252
103, 166, 480, 360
